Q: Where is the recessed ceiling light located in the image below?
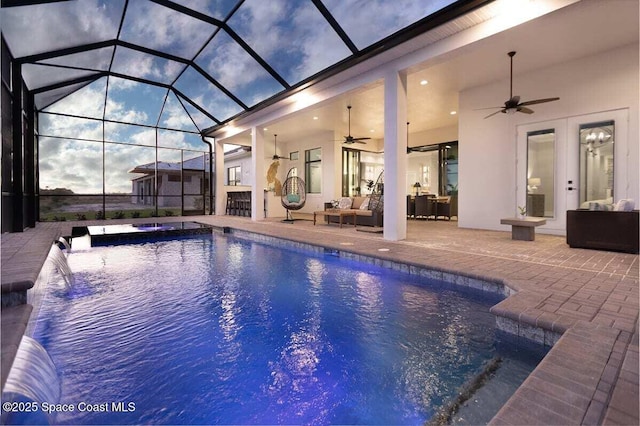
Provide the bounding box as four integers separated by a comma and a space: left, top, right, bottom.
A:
420, 80, 428, 86
313, 116, 318, 120
450, 111, 457, 115
263, 127, 268, 131
370, 129, 375, 133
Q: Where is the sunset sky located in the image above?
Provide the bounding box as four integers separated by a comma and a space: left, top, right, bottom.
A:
3, 0, 457, 193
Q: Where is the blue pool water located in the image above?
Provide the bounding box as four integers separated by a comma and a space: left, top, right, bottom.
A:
30, 234, 542, 425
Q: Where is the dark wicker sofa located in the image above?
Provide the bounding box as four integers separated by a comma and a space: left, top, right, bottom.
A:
325, 197, 383, 227
566, 209, 639, 254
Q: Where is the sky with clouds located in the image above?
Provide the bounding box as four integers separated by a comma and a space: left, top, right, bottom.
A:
3, 0, 457, 195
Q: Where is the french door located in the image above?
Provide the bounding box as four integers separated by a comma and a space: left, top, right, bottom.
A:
516, 109, 628, 233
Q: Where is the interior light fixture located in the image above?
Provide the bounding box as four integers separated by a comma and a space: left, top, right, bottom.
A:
506, 108, 517, 115
313, 116, 318, 120
450, 111, 457, 115
420, 80, 428, 85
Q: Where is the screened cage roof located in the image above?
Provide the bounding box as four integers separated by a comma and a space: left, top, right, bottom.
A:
2, 0, 492, 135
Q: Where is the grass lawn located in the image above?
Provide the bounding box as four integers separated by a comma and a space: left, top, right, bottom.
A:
40, 207, 182, 222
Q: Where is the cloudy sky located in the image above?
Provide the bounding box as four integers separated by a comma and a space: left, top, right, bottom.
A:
3, 0, 457, 194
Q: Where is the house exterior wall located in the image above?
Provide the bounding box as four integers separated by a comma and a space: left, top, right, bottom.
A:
225, 155, 252, 186
132, 172, 206, 208
458, 43, 639, 233
131, 177, 155, 206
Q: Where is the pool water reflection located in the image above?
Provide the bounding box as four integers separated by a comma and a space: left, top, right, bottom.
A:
32, 234, 544, 425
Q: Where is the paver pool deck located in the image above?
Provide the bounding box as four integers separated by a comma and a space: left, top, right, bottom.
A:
2, 215, 638, 425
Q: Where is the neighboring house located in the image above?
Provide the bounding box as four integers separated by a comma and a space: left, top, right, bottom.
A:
130, 155, 210, 208
129, 147, 251, 208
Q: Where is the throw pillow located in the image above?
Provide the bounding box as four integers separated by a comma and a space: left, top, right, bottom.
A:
287, 194, 300, 203
338, 197, 353, 209
614, 199, 636, 212
359, 198, 370, 210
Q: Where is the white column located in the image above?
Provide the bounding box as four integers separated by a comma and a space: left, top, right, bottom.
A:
251, 127, 265, 220
383, 69, 408, 241
214, 138, 225, 215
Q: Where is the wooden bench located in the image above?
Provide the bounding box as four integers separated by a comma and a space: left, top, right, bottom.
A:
500, 217, 546, 241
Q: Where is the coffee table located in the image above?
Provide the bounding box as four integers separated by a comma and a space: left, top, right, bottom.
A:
313, 209, 357, 228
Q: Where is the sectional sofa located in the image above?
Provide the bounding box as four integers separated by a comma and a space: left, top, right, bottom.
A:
325, 196, 383, 227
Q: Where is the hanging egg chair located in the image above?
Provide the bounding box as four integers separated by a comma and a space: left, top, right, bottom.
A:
281, 168, 306, 223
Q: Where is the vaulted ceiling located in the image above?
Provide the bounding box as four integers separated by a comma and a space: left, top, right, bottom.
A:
1, 0, 491, 134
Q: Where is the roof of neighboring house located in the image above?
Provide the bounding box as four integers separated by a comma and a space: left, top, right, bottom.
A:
129, 147, 250, 177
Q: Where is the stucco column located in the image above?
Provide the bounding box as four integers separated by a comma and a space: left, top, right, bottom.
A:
383, 69, 408, 241
251, 127, 265, 220
214, 138, 225, 215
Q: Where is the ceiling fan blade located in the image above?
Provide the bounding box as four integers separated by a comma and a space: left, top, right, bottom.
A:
354, 140, 367, 144
474, 106, 505, 110
484, 109, 505, 119
518, 97, 560, 106
517, 106, 534, 114
351, 137, 371, 141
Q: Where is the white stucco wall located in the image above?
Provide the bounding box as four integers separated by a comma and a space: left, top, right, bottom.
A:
409, 125, 458, 147
225, 155, 252, 186
458, 43, 639, 233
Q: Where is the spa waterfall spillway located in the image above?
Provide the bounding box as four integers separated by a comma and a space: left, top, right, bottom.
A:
0, 238, 73, 424
1, 336, 61, 424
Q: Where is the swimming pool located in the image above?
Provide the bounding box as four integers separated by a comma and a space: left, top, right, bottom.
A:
28, 232, 544, 424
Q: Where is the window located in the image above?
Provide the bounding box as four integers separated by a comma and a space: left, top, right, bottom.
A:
289, 151, 299, 161
305, 148, 322, 194
227, 166, 241, 186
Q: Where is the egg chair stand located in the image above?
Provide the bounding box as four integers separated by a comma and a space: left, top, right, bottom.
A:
281, 168, 306, 223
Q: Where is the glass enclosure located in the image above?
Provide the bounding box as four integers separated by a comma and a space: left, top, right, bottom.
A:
38, 98, 209, 221
2, 0, 486, 230
579, 121, 614, 207
526, 129, 555, 218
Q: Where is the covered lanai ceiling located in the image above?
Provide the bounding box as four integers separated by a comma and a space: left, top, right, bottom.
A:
246, 0, 638, 147
1, 0, 492, 134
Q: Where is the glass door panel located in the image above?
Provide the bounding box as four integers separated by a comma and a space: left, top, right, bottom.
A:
526, 129, 555, 218
342, 148, 360, 197
516, 119, 565, 231
578, 121, 614, 207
